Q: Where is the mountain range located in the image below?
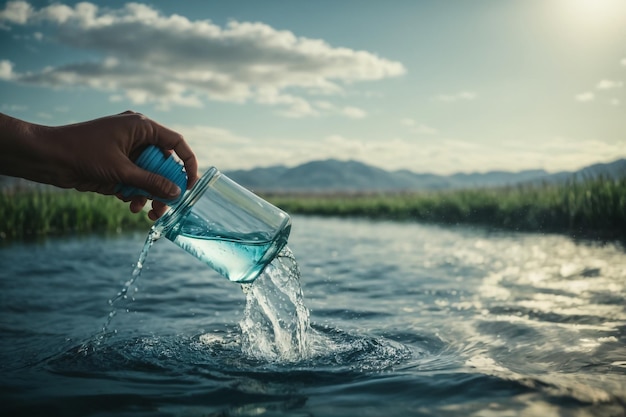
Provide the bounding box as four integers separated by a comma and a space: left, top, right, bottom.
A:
224, 158, 626, 193
1, 158, 624, 193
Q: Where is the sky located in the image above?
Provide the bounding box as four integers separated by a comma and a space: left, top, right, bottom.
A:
1, 0, 625, 175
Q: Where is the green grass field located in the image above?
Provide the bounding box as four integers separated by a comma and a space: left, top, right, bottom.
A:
266, 177, 626, 240
0, 188, 151, 240
1, 177, 624, 241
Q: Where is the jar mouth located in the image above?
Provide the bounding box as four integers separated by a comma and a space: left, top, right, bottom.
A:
155, 167, 219, 233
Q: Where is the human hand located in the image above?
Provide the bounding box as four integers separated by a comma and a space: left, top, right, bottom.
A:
0, 111, 198, 220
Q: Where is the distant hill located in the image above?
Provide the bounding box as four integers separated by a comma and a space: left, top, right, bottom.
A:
2, 158, 624, 193
224, 158, 626, 192
538, 159, 626, 184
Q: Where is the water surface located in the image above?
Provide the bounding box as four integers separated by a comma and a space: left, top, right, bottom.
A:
1, 216, 624, 416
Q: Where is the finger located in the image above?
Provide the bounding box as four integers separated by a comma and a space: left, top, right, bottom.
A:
115, 192, 131, 202
121, 163, 181, 201
149, 121, 199, 189
129, 196, 148, 213
148, 200, 169, 221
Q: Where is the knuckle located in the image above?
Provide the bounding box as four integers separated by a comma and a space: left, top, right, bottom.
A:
122, 109, 145, 118
172, 132, 184, 144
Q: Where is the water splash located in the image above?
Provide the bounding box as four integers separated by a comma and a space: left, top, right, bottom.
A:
239, 247, 311, 362
87, 228, 407, 368
86, 226, 313, 362
81, 226, 162, 353
198, 246, 411, 367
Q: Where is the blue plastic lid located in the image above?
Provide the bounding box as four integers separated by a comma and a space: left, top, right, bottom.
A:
115, 145, 188, 205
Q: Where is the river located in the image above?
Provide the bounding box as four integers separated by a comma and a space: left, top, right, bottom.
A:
1, 216, 624, 416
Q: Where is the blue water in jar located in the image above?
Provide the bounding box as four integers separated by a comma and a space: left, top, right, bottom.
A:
164, 211, 291, 283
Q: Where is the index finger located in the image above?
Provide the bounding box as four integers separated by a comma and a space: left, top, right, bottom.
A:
151, 121, 199, 189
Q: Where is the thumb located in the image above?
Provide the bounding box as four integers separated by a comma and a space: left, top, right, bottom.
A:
123, 164, 181, 201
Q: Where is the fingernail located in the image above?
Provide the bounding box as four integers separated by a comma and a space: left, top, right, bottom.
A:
167, 185, 181, 198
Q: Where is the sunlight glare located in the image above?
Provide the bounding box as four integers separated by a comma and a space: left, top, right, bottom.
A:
545, 0, 626, 48
559, 0, 626, 27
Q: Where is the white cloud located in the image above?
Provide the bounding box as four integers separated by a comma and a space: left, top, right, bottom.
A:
596, 79, 623, 90
174, 122, 625, 174
176, 125, 391, 171
310, 135, 624, 174
0, 1, 32, 24
0, 1, 406, 116
515, 137, 626, 172
575, 92, 594, 102
0, 103, 27, 112
433, 91, 477, 102
0, 60, 14, 80
172, 124, 254, 170
310, 100, 367, 119
341, 106, 367, 119
388, 136, 626, 175
401, 118, 438, 135
609, 98, 621, 106
314, 100, 334, 111
621, 58, 626, 67
412, 124, 439, 135
256, 87, 317, 118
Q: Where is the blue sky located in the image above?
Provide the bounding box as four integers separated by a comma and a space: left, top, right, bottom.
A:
1, 0, 625, 174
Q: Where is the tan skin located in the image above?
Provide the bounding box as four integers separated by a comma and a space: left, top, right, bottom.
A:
0, 111, 199, 220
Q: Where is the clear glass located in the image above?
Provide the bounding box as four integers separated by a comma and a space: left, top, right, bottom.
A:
155, 168, 291, 283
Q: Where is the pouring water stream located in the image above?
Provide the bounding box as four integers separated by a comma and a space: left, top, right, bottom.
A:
99, 224, 311, 362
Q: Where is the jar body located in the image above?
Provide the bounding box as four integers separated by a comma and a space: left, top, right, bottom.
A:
155, 168, 291, 283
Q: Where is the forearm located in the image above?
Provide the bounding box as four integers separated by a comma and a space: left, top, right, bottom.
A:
0, 113, 63, 186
